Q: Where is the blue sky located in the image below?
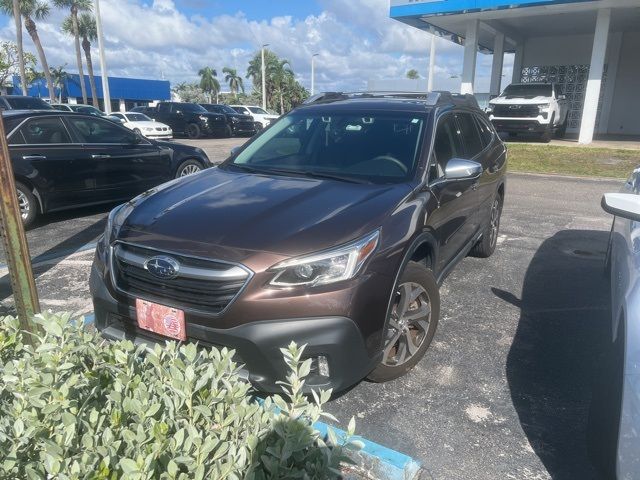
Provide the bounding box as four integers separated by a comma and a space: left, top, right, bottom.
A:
0, 0, 512, 94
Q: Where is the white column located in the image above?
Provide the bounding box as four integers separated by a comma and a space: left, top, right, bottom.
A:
490, 33, 505, 96
95, 0, 111, 113
579, 8, 611, 144
119, 99, 126, 112
461, 19, 479, 95
428, 34, 436, 92
512, 44, 523, 84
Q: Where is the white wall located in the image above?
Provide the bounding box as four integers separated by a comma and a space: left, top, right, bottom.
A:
607, 31, 640, 135
522, 34, 595, 66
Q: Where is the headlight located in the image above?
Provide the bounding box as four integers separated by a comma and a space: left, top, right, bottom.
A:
231, 117, 240, 123
269, 230, 379, 287
144, 127, 154, 132
538, 103, 550, 112
199, 115, 209, 121
486, 105, 494, 114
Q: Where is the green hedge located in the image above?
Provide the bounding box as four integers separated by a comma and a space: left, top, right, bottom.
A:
0, 313, 360, 479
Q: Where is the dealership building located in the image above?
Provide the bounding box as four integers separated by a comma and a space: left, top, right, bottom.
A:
390, 0, 640, 144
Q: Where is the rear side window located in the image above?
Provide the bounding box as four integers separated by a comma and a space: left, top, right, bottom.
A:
67, 116, 135, 143
474, 115, 494, 147
430, 115, 463, 181
455, 113, 483, 158
158, 103, 170, 113
16, 117, 71, 144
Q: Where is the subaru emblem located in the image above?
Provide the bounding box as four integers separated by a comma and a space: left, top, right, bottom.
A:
145, 256, 180, 280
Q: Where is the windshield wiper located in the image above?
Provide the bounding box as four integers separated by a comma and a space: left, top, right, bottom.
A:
227, 164, 368, 184
300, 170, 369, 184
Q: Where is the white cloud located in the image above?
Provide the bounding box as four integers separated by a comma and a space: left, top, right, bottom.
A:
0, 0, 503, 94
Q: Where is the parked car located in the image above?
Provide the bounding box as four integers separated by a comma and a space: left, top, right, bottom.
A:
0, 95, 53, 111
229, 105, 279, 129
133, 102, 227, 139
595, 181, 640, 479
51, 103, 74, 112
109, 112, 173, 140
90, 91, 507, 393
51, 103, 123, 123
199, 103, 257, 137
3, 110, 212, 228
486, 83, 568, 142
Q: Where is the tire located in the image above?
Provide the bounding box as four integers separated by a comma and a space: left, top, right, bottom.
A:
133, 128, 141, 135
175, 159, 203, 178
540, 114, 554, 143
367, 261, 440, 383
224, 124, 233, 138
186, 123, 201, 139
555, 116, 568, 139
15, 181, 38, 229
470, 192, 503, 258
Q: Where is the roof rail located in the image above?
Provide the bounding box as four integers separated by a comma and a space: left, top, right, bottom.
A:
302, 90, 480, 109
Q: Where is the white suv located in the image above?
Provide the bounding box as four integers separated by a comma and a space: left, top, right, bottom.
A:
486, 83, 568, 143
230, 105, 279, 129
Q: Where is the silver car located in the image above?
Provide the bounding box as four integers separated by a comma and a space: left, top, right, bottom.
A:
600, 172, 640, 479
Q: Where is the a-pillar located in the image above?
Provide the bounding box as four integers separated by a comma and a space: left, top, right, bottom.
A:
490, 33, 505, 97
579, 8, 611, 144
461, 19, 479, 95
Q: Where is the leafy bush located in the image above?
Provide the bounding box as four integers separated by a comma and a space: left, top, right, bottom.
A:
0, 313, 360, 479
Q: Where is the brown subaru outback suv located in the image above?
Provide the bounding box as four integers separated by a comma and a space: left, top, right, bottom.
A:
90, 91, 507, 393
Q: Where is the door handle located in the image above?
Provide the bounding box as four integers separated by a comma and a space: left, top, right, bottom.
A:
91, 154, 111, 159
22, 155, 46, 161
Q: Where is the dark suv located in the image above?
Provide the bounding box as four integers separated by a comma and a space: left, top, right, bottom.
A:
134, 102, 227, 139
199, 104, 257, 137
91, 92, 506, 393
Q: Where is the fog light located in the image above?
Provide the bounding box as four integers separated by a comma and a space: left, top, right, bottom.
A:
317, 355, 330, 377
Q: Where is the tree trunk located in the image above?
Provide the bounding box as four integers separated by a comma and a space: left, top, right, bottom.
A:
71, 8, 87, 104
24, 17, 54, 103
13, 0, 28, 95
82, 37, 99, 108
280, 90, 284, 115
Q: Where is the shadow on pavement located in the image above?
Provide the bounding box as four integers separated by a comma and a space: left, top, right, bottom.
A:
494, 229, 610, 480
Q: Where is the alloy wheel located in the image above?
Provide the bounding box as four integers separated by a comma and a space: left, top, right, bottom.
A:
180, 164, 201, 177
489, 198, 501, 248
382, 282, 431, 367
17, 189, 30, 220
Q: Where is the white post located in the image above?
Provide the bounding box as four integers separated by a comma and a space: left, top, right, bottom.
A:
461, 19, 479, 95
261, 44, 268, 110
119, 98, 125, 112
95, 0, 111, 113
428, 35, 436, 92
512, 44, 524, 84
490, 33, 505, 97
311, 53, 319, 95
579, 8, 611, 144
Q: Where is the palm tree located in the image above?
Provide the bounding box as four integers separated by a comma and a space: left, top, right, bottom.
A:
12, 0, 28, 95
270, 59, 293, 114
0, 0, 55, 101
198, 66, 220, 104
63, 12, 98, 107
50, 65, 68, 103
222, 67, 244, 99
406, 69, 419, 80
55, 0, 92, 104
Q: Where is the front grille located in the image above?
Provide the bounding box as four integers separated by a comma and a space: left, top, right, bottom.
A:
155, 127, 168, 131
111, 243, 251, 314
237, 121, 255, 130
493, 105, 539, 118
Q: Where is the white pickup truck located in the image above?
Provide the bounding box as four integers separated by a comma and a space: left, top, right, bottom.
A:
486, 83, 568, 143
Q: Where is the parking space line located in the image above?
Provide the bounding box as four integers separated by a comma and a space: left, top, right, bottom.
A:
0, 241, 98, 272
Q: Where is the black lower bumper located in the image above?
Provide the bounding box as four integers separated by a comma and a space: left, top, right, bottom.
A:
491, 119, 549, 133
90, 265, 379, 393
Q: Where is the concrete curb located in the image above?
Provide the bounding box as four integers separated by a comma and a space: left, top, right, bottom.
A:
508, 171, 626, 183
82, 313, 425, 479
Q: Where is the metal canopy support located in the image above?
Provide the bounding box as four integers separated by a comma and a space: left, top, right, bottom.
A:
0, 117, 40, 334
461, 19, 479, 95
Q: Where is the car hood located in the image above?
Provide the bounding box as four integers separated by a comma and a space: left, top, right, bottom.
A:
490, 96, 551, 105
129, 121, 170, 129
229, 113, 254, 121
118, 167, 411, 258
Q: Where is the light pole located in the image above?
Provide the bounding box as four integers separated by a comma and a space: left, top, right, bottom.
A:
95, 0, 111, 113
428, 34, 436, 92
311, 53, 319, 96
261, 43, 269, 110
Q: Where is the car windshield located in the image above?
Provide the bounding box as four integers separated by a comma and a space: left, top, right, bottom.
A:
248, 107, 269, 115
216, 105, 237, 114
126, 113, 151, 122
74, 106, 105, 115
502, 84, 552, 97
178, 103, 207, 113
227, 111, 425, 184
6, 97, 53, 110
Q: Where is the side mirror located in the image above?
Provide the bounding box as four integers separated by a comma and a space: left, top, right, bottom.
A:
445, 158, 482, 181
602, 193, 640, 222
230, 146, 241, 157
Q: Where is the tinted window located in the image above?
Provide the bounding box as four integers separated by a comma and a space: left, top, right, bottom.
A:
16, 117, 71, 144
126, 113, 151, 122
73, 106, 105, 116
5, 97, 53, 110
502, 84, 552, 97
231, 107, 247, 114
175, 103, 207, 113
474, 115, 494, 147
230, 112, 425, 183
67, 116, 135, 143
249, 107, 269, 115
455, 113, 483, 158
158, 103, 171, 113
431, 115, 462, 181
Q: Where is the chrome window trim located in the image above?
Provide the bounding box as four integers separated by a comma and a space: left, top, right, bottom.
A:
7, 115, 74, 146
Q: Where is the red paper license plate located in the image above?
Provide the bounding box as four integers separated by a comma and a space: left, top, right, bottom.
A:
135, 299, 186, 341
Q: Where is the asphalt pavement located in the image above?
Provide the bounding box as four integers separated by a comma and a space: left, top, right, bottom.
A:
0, 137, 625, 479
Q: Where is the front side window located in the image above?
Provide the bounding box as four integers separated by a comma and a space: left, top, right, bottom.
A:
249, 107, 269, 115
14, 117, 71, 144
474, 115, 494, 147
228, 112, 425, 183
158, 103, 171, 113
430, 115, 463, 181
6, 97, 53, 110
175, 103, 207, 114
67, 116, 136, 144
455, 113, 484, 158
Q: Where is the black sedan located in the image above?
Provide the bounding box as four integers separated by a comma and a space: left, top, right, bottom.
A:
2, 110, 212, 227
199, 104, 257, 137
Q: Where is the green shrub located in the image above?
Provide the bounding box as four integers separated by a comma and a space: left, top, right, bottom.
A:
0, 313, 360, 479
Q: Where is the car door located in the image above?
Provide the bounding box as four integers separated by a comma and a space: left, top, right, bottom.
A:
474, 114, 506, 220
8, 115, 96, 211
168, 103, 188, 134
428, 113, 480, 273
63, 115, 173, 202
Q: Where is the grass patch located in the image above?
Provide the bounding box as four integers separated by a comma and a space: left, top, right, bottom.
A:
507, 143, 640, 179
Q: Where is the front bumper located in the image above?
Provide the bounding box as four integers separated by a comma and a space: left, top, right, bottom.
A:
90, 262, 380, 393
232, 122, 258, 135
